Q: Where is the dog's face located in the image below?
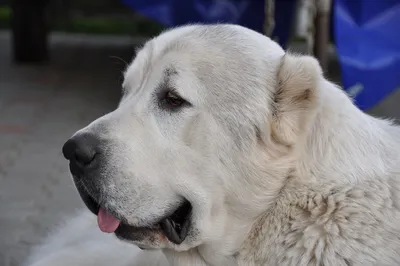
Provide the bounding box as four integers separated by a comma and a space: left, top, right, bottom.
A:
62, 25, 321, 251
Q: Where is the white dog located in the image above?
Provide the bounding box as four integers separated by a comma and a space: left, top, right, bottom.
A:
25, 24, 400, 266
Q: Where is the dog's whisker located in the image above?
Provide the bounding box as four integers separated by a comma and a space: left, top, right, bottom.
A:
109, 55, 128, 66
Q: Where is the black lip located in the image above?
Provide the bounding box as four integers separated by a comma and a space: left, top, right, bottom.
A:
75, 182, 100, 215
115, 223, 160, 243
159, 200, 192, 244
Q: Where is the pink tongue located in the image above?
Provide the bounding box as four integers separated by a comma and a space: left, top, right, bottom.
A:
97, 208, 121, 233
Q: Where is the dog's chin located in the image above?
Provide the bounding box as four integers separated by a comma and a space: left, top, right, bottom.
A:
74, 180, 193, 247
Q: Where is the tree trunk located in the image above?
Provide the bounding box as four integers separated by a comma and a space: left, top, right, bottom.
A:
313, 0, 332, 73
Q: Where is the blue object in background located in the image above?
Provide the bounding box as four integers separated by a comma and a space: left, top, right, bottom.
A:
334, 0, 400, 110
120, 0, 400, 110
119, 0, 297, 49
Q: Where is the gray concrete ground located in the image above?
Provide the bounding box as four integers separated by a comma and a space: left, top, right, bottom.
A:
0, 31, 138, 266
0, 30, 399, 266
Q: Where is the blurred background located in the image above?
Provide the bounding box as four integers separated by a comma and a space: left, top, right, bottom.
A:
0, 0, 399, 265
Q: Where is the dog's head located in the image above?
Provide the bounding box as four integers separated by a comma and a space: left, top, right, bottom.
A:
62, 24, 322, 251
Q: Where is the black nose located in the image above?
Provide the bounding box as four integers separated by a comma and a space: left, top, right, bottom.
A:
62, 133, 100, 172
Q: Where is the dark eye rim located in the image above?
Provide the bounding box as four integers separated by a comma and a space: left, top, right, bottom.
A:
159, 89, 191, 110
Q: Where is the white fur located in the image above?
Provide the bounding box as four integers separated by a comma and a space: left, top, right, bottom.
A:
25, 24, 400, 266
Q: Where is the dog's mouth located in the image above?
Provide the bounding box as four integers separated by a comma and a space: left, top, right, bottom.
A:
76, 185, 192, 245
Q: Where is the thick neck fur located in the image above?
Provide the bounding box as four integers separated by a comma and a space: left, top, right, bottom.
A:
164, 81, 400, 266
297, 80, 400, 185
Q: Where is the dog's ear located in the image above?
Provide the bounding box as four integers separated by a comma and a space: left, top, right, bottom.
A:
270, 53, 321, 149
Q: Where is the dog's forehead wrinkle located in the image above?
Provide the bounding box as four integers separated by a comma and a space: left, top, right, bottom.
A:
153, 66, 179, 97
164, 65, 178, 77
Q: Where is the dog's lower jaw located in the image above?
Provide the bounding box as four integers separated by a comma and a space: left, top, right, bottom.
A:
164, 249, 208, 266
164, 248, 238, 266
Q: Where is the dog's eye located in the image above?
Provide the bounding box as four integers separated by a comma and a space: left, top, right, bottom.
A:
158, 89, 190, 111
164, 91, 186, 108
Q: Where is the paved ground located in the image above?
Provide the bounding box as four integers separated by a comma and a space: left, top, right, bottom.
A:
0, 31, 139, 266
0, 30, 399, 266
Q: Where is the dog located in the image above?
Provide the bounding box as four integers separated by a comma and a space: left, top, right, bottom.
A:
25, 24, 400, 266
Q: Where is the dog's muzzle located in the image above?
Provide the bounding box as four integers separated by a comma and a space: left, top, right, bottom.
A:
61, 133, 193, 245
